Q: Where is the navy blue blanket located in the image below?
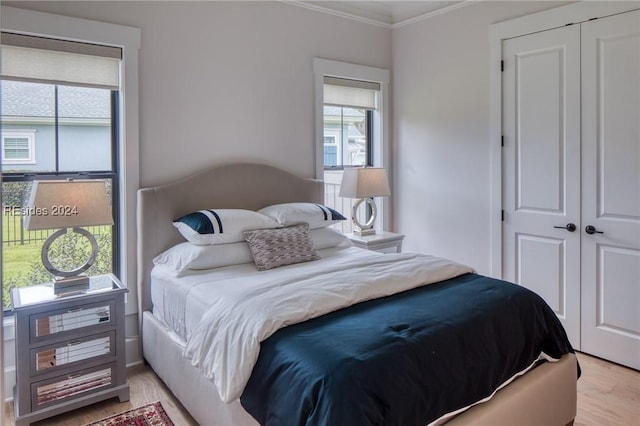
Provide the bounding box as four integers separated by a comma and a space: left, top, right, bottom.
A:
240, 273, 576, 426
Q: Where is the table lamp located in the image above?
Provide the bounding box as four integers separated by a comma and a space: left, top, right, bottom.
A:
24, 179, 113, 295
339, 167, 391, 236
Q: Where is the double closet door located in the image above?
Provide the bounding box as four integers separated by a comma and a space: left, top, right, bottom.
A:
502, 10, 639, 370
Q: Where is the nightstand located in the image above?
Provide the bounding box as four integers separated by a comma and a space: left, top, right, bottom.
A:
345, 231, 405, 253
11, 274, 130, 426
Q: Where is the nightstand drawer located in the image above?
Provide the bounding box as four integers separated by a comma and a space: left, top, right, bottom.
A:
31, 331, 115, 376
31, 362, 115, 410
30, 300, 114, 344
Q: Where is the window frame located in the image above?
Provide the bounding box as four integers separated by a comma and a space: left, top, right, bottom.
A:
1, 130, 36, 165
313, 58, 390, 230
1, 84, 120, 313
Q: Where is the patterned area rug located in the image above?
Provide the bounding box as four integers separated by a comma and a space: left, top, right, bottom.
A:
85, 401, 174, 426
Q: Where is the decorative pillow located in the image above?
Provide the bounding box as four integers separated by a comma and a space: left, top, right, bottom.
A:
244, 223, 320, 271
173, 209, 279, 245
258, 203, 346, 229
310, 227, 351, 250
153, 241, 254, 277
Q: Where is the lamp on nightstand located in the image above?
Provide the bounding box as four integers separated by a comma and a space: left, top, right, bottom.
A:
24, 179, 113, 295
339, 167, 391, 236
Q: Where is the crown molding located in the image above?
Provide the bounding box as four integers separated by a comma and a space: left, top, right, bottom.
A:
281, 1, 477, 29
281, 1, 392, 28
392, 0, 479, 29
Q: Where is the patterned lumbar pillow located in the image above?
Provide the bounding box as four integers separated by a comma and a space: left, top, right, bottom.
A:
173, 209, 279, 245
244, 223, 320, 271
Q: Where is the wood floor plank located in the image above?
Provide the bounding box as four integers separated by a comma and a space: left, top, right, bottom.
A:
574, 352, 640, 426
4, 352, 639, 425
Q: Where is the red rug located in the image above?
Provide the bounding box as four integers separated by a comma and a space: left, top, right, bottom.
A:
85, 401, 174, 426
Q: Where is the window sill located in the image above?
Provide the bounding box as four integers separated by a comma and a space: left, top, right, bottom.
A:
2, 315, 15, 342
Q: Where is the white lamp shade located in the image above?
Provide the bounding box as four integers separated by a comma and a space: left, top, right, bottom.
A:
339, 167, 391, 199
24, 180, 114, 230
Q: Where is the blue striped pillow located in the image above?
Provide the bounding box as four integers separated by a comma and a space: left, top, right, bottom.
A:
173, 209, 279, 245
258, 203, 346, 229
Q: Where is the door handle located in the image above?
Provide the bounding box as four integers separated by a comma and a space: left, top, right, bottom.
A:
554, 223, 576, 232
585, 225, 604, 235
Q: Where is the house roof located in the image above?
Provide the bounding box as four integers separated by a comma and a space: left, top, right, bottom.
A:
324, 106, 366, 117
1, 80, 110, 119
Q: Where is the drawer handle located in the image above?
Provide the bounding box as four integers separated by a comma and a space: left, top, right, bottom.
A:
66, 340, 82, 347
67, 373, 84, 380
66, 307, 84, 313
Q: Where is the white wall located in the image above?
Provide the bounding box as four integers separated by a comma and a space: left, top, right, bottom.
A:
5, 1, 392, 186
391, 1, 571, 274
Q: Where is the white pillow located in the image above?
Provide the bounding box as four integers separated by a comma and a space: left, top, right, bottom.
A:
258, 203, 346, 229
173, 209, 279, 245
153, 241, 254, 277
310, 227, 351, 250
153, 228, 350, 277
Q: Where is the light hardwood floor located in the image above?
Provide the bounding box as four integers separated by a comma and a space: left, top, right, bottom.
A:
4, 352, 639, 425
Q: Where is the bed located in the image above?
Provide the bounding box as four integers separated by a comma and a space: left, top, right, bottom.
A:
137, 163, 578, 426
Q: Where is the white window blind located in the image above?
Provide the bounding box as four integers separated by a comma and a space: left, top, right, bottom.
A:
3, 137, 30, 160
2, 130, 36, 164
323, 76, 380, 110
1, 32, 121, 90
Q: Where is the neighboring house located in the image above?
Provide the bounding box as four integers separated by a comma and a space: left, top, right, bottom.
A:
1, 80, 111, 172
323, 106, 367, 168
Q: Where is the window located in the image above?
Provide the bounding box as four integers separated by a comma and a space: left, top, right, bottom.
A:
1, 33, 121, 310
322, 77, 378, 170
2, 131, 36, 164
313, 59, 390, 234
323, 107, 372, 168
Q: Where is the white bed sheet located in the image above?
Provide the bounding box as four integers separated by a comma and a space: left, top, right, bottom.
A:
156, 247, 472, 402
150, 245, 376, 342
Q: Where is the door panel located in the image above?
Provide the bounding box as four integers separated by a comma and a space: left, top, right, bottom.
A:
516, 234, 566, 316
502, 25, 582, 348
516, 47, 565, 213
581, 10, 640, 370
598, 245, 640, 335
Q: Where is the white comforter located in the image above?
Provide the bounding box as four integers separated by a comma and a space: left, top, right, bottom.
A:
183, 249, 473, 403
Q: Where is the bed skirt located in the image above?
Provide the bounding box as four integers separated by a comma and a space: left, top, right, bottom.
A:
142, 311, 577, 426
143, 311, 259, 426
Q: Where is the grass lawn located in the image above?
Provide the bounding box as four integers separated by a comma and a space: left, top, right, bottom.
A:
3, 211, 48, 279
3, 242, 41, 280
2, 243, 43, 309
3, 212, 52, 307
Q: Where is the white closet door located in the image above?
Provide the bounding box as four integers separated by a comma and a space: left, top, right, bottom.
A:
502, 25, 582, 348
581, 10, 640, 370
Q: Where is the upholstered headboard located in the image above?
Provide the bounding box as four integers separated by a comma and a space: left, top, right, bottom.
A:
136, 163, 323, 315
